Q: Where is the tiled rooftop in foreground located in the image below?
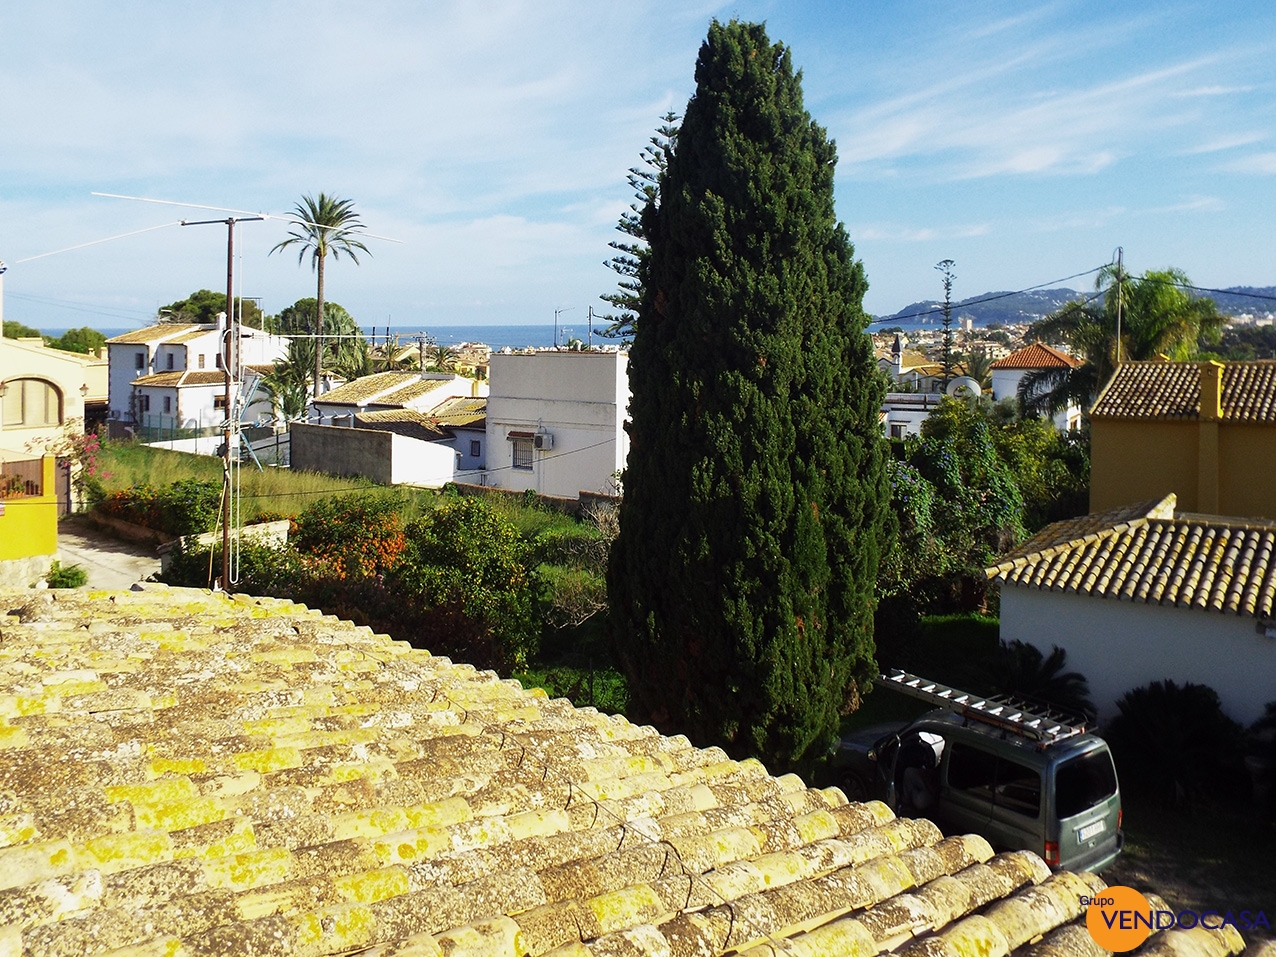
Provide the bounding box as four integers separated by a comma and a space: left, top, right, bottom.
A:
0, 585, 1255, 956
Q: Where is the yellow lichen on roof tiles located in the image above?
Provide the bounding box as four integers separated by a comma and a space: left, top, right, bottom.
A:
0, 585, 1219, 955
318, 372, 425, 406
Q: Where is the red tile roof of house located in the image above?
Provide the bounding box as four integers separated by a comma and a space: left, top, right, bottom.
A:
989, 343, 1081, 371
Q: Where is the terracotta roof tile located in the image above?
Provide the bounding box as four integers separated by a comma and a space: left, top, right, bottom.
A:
0, 585, 1239, 956
170, 329, 216, 344
987, 494, 1276, 618
107, 324, 208, 345
132, 370, 229, 388
430, 397, 487, 428
1090, 360, 1276, 421
319, 373, 425, 406
990, 343, 1082, 371
354, 409, 449, 442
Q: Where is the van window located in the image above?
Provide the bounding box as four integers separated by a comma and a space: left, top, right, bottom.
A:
1055, 750, 1118, 819
995, 758, 1041, 818
947, 743, 996, 798
947, 744, 1040, 818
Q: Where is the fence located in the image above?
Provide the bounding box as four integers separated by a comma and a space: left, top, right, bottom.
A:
0, 457, 44, 498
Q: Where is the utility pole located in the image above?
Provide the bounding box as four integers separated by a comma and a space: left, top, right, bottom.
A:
179, 213, 264, 592
554, 306, 575, 349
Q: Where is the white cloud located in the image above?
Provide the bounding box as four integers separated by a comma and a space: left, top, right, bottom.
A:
855, 223, 991, 242
1183, 133, 1268, 154
1222, 152, 1276, 174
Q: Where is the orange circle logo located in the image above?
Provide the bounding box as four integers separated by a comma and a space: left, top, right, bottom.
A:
1086, 885, 1154, 952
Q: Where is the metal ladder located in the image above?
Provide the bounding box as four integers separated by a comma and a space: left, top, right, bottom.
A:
878, 670, 1089, 746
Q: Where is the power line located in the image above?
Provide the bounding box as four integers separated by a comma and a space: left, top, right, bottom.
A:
870, 265, 1106, 325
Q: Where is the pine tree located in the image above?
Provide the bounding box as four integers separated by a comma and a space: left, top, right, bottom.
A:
607, 20, 891, 768
599, 112, 679, 338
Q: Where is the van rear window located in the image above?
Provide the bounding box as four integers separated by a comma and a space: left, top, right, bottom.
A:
1055, 750, 1118, 819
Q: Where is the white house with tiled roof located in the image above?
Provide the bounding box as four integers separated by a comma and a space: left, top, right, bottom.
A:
0, 582, 1238, 956
987, 494, 1276, 724
990, 342, 1083, 430
106, 319, 288, 435
312, 371, 485, 423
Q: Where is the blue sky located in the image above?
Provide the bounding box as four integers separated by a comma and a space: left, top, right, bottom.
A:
2, 1, 1273, 330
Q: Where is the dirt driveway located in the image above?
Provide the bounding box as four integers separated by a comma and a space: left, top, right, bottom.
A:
56, 515, 162, 589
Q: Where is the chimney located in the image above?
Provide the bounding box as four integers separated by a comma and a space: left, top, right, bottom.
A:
1199, 360, 1224, 421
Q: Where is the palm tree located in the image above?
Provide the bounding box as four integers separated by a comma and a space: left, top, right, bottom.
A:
426, 344, 459, 372
260, 352, 310, 422
1019, 265, 1225, 416
959, 351, 994, 391
271, 194, 370, 398
988, 640, 1095, 719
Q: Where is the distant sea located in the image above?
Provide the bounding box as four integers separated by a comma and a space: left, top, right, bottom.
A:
362, 324, 625, 351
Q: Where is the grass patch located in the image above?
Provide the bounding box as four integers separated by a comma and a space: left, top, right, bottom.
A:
98, 443, 415, 521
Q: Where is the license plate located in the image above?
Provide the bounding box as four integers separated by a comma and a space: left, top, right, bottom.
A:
1077, 819, 1106, 841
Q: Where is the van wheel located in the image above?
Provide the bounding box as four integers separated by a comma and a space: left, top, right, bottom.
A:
840, 771, 869, 803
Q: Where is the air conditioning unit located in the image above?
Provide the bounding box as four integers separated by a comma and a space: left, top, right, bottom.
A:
534, 432, 553, 451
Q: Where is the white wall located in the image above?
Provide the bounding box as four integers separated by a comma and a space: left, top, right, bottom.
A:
881, 393, 943, 439
1000, 585, 1276, 726
389, 432, 458, 488
485, 351, 628, 499
108, 344, 151, 421
991, 368, 1079, 431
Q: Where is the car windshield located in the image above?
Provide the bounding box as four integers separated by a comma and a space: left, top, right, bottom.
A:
1055, 749, 1118, 819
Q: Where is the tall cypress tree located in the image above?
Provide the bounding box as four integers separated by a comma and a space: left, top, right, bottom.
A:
608, 20, 891, 767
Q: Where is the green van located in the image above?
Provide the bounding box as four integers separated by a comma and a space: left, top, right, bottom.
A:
833, 672, 1123, 872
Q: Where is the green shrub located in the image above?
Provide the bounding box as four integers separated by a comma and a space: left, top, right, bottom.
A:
1105, 680, 1248, 805
46, 560, 87, 589
98, 478, 221, 536
160, 538, 307, 594
393, 497, 539, 671
292, 492, 406, 578
513, 665, 629, 715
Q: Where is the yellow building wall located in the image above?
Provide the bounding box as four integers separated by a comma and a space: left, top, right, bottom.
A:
1092, 418, 1276, 518
1090, 420, 1198, 513
1217, 423, 1276, 520
0, 456, 58, 561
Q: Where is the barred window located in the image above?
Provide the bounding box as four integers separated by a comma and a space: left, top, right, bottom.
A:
512, 437, 533, 470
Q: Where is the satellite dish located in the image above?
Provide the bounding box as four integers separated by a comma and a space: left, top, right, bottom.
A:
946, 376, 982, 398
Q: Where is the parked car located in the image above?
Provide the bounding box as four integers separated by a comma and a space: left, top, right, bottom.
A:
833, 674, 1123, 873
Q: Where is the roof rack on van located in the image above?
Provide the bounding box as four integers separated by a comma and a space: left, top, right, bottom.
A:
877, 671, 1089, 746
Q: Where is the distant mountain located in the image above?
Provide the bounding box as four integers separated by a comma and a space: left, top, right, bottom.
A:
873, 285, 1276, 328
873, 288, 1082, 328
1198, 286, 1276, 317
